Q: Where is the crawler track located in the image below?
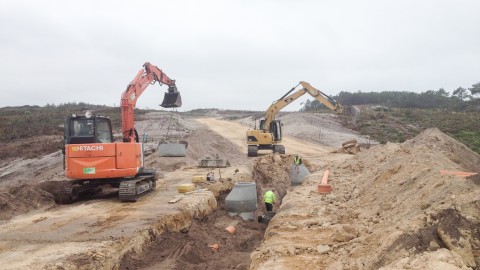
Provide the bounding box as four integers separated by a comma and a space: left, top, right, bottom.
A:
53, 181, 79, 204
119, 176, 157, 202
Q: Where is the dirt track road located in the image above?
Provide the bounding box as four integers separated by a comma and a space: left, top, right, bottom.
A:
196, 118, 350, 164
0, 167, 219, 269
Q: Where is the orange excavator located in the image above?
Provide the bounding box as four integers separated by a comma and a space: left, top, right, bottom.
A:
56, 62, 181, 203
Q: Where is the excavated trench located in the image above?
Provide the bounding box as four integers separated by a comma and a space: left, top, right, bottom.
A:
120, 192, 266, 270
120, 153, 294, 269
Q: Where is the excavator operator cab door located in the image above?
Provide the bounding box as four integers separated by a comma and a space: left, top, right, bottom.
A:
259, 119, 266, 131
270, 120, 282, 142
259, 119, 282, 142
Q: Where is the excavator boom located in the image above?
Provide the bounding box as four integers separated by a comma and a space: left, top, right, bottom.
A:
121, 62, 181, 142
263, 81, 343, 132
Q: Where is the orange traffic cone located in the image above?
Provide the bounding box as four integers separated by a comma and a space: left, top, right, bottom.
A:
318, 169, 332, 194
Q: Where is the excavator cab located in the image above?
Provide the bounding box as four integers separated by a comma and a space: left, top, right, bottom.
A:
64, 112, 113, 145
259, 119, 282, 142
160, 85, 182, 108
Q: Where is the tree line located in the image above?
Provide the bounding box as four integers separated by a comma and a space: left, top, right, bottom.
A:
301, 82, 480, 111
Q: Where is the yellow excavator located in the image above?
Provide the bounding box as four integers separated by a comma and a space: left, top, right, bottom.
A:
246, 81, 344, 157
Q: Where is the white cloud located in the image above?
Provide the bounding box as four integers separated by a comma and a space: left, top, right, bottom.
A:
0, 0, 479, 111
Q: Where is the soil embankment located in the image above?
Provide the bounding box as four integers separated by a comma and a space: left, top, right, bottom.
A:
250, 128, 480, 269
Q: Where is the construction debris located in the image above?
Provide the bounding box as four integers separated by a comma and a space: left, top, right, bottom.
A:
332, 139, 362, 154
168, 195, 184, 204
177, 183, 195, 193
198, 155, 231, 168
191, 175, 206, 183
439, 170, 478, 177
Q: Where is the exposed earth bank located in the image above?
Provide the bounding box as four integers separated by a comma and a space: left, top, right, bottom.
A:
250, 128, 480, 270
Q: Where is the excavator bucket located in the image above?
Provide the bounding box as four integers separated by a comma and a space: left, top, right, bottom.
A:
160, 86, 182, 108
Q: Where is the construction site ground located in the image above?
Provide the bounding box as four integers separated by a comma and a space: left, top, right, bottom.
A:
1, 110, 480, 270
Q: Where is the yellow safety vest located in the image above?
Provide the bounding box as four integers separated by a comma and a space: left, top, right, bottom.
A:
264, 190, 276, 204
294, 156, 302, 165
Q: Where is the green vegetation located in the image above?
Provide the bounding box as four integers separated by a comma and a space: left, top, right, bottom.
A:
0, 102, 151, 141
302, 82, 480, 154
339, 109, 480, 152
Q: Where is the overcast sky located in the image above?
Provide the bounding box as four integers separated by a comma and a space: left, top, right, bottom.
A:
1, 0, 479, 111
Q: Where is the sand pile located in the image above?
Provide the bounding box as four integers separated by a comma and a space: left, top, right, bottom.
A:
251, 128, 480, 269
0, 184, 55, 220
328, 127, 480, 269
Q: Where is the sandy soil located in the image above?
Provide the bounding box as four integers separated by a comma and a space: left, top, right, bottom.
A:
1, 109, 479, 270
249, 128, 480, 270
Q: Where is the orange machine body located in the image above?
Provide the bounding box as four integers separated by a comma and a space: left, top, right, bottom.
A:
65, 142, 143, 179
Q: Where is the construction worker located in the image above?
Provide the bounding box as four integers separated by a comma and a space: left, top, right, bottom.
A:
293, 154, 302, 165
206, 171, 214, 181
263, 189, 276, 212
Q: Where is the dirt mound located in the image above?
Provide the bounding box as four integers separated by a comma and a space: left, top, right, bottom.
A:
0, 184, 55, 220
145, 129, 248, 173
251, 128, 480, 269
280, 112, 370, 147
328, 128, 480, 268
120, 193, 266, 270
404, 127, 480, 172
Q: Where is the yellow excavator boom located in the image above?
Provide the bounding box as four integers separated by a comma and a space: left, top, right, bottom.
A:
263, 81, 343, 132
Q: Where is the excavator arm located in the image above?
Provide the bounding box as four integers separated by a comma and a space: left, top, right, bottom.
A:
263, 81, 343, 132
121, 62, 181, 142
